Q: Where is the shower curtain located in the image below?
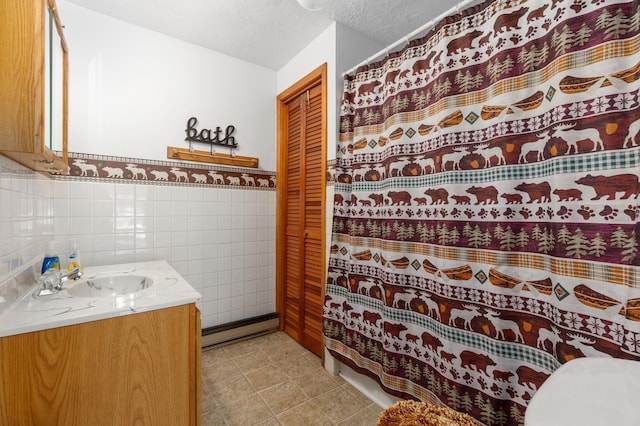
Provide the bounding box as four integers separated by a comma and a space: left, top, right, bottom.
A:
323, 0, 640, 424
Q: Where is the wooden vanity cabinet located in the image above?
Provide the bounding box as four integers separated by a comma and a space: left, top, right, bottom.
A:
0, 304, 202, 425
0, 0, 69, 174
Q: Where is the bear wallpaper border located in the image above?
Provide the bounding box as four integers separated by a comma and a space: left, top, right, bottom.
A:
55, 151, 276, 190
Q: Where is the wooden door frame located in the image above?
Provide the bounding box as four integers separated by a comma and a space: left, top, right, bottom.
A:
276, 63, 328, 338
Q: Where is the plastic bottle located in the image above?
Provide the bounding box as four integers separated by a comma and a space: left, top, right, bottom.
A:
41, 242, 61, 274
65, 241, 82, 273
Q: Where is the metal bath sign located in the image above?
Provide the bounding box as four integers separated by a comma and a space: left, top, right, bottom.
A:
184, 116, 237, 149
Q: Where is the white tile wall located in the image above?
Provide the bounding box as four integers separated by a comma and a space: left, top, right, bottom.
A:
51, 179, 277, 329
0, 155, 276, 330
0, 156, 53, 283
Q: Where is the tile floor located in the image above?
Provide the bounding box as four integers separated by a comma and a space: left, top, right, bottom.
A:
201, 331, 385, 425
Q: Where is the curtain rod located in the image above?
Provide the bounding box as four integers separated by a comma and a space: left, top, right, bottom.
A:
343, 0, 479, 76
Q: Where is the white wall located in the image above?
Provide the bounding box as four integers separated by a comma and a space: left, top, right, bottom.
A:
276, 22, 383, 161
335, 23, 385, 77
277, 22, 336, 96
277, 22, 337, 158
0, 157, 53, 294
31, 1, 282, 329
51, 178, 276, 329
58, 0, 277, 171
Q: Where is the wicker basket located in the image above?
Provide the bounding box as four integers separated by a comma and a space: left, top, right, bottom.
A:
376, 400, 477, 426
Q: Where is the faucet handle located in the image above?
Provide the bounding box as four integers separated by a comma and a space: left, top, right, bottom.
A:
67, 269, 83, 281
38, 268, 61, 291
54, 269, 83, 290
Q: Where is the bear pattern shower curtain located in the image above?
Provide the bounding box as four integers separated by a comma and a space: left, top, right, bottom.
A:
324, 0, 640, 424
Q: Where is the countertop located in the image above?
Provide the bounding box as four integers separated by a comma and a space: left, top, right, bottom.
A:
0, 260, 201, 338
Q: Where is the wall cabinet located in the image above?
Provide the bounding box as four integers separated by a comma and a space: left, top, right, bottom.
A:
0, 304, 201, 425
0, 0, 69, 174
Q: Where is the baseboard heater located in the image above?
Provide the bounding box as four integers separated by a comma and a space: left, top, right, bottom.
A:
201, 312, 279, 348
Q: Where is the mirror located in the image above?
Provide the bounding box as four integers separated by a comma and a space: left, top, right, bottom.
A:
44, 0, 68, 154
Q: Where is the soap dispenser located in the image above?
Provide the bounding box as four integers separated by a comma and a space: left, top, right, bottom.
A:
42, 241, 61, 274
66, 240, 82, 274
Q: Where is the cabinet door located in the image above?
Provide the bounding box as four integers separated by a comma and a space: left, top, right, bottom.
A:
0, 0, 44, 154
0, 305, 195, 425
191, 305, 202, 425
0, 0, 68, 174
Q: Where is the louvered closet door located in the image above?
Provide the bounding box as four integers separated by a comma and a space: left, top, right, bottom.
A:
283, 84, 324, 356
284, 95, 302, 341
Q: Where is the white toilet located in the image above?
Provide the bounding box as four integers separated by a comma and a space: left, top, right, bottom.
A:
525, 357, 640, 426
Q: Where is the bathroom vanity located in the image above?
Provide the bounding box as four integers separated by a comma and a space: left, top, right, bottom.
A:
0, 261, 202, 425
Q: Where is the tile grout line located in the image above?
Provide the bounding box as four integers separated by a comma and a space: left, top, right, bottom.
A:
236, 338, 328, 424
240, 342, 319, 424
202, 332, 383, 425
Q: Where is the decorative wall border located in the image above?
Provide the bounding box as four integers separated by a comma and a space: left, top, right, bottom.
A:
54, 152, 276, 190
50, 152, 338, 190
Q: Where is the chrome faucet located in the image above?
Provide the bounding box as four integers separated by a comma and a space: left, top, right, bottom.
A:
37, 268, 84, 296
55, 269, 83, 290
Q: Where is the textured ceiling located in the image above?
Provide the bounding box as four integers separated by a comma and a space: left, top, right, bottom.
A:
63, 0, 477, 70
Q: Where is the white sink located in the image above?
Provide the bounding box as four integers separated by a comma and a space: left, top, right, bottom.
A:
66, 274, 153, 298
